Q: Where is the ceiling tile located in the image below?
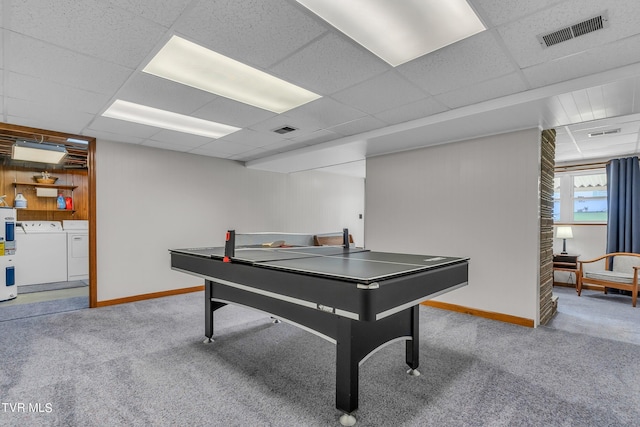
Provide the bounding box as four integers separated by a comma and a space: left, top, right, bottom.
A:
9, 0, 167, 68
144, 129, 215, 147
174, 0, 328, 69
248, 114, 321, 140
218, 129, 285, 148
256, 139, 309, 154
230, 147, 270, 162
85, 129, 145, 145
87, 116, 161, 139
555, 141, 580, 155
191, 140, 255, 157
269, 33, 390, 95
118, 73, 218, 115
284, 97, 367, 129
141, 140, 193, 153
0, 70, 3, 96
435, 72, 528, 109
329, 116, 388, 137
332, 71, 427, 115
290, 129, 340, 146
397, 31, 516, 95
601, 77, 640, 118
498, 0, 640, 68
523, 34, 640, 88
578, 134, 638, 150
581, 86, 608, 121
192, 97, 277, 129
555, 92, 586, 124
580, 142, 639, 158
7, 33, 133, 95
374, 98, 449, 125
572, 119, 640, 138
7, 72, 111, 114
106, 0, 192, 27
0, 29, 3, 69
6, 98, 95, 134
471, 0, 561, 26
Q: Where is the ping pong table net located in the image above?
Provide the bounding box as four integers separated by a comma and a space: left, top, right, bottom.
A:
227, 230, 353, 248
313, 234, 354, 246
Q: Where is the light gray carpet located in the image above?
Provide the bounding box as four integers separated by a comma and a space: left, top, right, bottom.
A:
18, 281, 89, 295
547, 286, 640, 345
0, 296, 88, 322
1, 291, 639, 426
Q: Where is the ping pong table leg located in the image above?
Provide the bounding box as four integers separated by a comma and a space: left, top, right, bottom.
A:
336, 317, 358, 426
204, 280, 214, 343
405, 305, 421, 376
204, 280, 226, 343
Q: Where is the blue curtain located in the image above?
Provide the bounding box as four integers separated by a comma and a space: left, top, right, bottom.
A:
606, 157, 640, 254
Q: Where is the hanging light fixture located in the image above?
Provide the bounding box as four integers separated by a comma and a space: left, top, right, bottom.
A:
11, 140, 68, 164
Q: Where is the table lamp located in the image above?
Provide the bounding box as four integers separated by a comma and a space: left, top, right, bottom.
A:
556, 226, 573, 255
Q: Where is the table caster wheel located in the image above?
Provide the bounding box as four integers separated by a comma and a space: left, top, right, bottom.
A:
407, 368, 421, 376
339, 413, 356, 426
203, 337, 214, 344
271, 317, 281, 324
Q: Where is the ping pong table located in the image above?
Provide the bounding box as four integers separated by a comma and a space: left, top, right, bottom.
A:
170, 230, 468, 426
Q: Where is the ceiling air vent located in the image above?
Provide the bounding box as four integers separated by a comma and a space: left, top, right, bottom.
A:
537, 11, 609, 48
273, 126, 297, 134
588, 128, 621, 137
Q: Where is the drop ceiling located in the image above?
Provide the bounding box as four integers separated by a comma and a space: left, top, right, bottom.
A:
1, 0, 640, 178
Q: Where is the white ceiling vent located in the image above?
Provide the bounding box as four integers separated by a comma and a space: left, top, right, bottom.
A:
588, 128, 621, 137
537, 12, 609, 48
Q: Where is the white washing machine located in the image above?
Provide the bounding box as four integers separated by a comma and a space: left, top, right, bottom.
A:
63, 220, 89, 281
17, 221, 68, 286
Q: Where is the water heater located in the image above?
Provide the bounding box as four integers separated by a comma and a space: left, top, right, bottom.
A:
0, 207, 17, 302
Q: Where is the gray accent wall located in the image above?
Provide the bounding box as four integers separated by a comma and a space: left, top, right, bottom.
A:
365, 129, 542, 325
95, 140, 364, 302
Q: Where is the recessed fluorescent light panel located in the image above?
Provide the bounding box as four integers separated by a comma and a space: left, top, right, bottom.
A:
143, 36, 321, 113
66, 138, 89, 144
102, 100, 240, 139
296, 0, 486, 66
12, 141, 68, 164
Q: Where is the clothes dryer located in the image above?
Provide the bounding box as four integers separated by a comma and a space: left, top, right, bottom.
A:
63, 220, 89, 281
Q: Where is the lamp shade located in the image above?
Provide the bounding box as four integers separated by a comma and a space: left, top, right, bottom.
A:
12, 141, 68, 164
556, 226, 573, 239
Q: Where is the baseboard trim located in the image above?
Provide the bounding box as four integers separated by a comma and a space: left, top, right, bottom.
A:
422, 300, 535, 328
95, 285, 205, 307
94, 285, 534, 327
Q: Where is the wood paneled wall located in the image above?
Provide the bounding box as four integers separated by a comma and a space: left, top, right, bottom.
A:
0, 166, 89, 221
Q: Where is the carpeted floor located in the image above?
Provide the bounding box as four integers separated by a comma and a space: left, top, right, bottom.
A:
18, 280, 89, 295
1, 289, 639, 426
0, 295, 89, 322
546, 286, 640, 345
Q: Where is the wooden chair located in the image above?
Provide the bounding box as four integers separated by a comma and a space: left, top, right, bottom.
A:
313, 234, 354, 246
577, 252, 640, 307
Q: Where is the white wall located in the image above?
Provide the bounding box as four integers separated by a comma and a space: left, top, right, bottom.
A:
95, 140, 364, 302
365, 129, 542, 323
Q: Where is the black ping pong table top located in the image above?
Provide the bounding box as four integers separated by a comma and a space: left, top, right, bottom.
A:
171, 245, 467, 283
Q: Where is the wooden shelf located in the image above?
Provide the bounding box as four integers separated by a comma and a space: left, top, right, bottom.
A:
13, 181, 77, 190
17, 208, 76, 213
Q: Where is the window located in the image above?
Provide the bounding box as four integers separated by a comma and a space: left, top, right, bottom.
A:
573, 173, 607, 222
553, 170, 607, 223
553, 177, 561, 222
